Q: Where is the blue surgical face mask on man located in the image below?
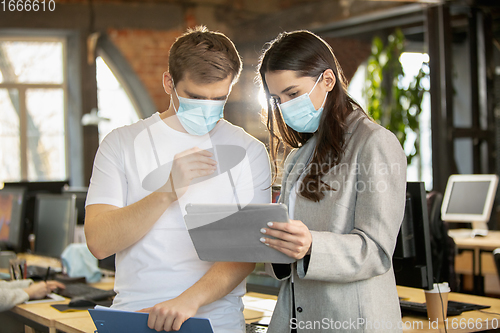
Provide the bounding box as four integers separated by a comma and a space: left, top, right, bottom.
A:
172, 84, 226, 136
278, 73, 328, 133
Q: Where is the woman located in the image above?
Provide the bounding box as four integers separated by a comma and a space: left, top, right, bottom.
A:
257, 30, 407, 332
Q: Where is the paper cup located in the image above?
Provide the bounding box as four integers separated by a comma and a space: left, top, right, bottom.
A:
424, 282, 450, 325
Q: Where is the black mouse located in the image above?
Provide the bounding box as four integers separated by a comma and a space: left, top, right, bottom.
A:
68, 297, 97, 308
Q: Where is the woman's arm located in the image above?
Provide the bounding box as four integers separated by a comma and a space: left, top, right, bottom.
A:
0, 288, 30, 311
0, 280, 32, 311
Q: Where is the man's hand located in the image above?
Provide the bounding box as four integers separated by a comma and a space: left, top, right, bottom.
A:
161, 147, 217, 200
138, 294, 200, 332
137, 262, 254, 331
24, 281, 65, 300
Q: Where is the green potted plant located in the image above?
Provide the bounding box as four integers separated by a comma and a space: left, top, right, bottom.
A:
364, 29, 428, 165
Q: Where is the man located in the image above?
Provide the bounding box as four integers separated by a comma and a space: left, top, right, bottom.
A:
85, 26, 271, 333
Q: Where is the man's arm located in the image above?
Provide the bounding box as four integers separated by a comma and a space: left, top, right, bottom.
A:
85, 192, 176, 259
85, 147, 217, 259
139, 262, 255, 332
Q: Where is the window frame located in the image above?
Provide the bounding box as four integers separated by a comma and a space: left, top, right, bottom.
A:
0, 35, 69, 181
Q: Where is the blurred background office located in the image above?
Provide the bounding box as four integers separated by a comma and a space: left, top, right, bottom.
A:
0, 0, 499, 294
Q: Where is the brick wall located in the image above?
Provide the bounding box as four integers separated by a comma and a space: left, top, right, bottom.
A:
107, 28, 182, 112
324, 37, 371, 83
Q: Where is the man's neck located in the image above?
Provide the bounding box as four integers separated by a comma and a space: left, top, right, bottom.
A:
160, 106, 188, 133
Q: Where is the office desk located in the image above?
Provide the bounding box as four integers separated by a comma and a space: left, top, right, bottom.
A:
9, 276, 269, 333
54, 313, 96, 333
40, 288, 500, 333
398, 285, 500, 332
9, 276, 500, 333
449, 229, 500, 295
10, 300, 71, 333
9, 277, 115, 333
4, 251, 114, 333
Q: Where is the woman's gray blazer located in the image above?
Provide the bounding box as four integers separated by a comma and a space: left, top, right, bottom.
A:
265, 110, 407, 333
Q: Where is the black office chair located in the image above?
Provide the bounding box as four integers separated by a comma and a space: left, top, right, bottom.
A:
427, 191, 458, 291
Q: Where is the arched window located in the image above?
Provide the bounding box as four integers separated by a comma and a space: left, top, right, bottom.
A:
96, 55, 140, 142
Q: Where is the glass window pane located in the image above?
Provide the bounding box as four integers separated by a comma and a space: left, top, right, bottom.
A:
347, 62, 367, 110
0, 89, 20, 181
96, 56, 140, 142
25, 89, 66, 181
0, 41, 63, 84
398, 53, 432, 190
455, 138, 473, 174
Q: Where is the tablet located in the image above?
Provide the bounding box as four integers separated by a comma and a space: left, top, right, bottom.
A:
184, 203, 296, 263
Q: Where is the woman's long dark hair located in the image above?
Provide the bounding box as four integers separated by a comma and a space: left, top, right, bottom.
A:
258, 30, 365, 202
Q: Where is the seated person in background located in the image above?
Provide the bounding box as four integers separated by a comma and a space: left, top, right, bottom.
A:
0, 280, 64, 311
85, 26, 271, 333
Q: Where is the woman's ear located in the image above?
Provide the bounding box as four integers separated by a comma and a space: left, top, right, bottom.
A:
163, 72, 173, 94
323, 69, 336, 92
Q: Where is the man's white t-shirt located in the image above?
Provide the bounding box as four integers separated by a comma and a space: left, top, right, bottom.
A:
86, 112, 271, 332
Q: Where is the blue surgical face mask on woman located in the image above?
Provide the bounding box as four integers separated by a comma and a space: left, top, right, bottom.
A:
172, 84, 226, 136
278, 73, 328, 133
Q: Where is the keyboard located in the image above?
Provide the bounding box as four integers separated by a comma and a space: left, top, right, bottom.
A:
246, 323, 268, 333
400, 300, 490, 316
56, 283, 116, 301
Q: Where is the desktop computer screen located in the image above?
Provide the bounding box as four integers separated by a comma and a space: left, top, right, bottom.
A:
445, 181, 490, 215
441, 174, 498, 236
3, 181, 69, 194
2, 181, 70, 251
393, 181, 434, 290
34, 194, 77, 258
0, 187, 26, 252
441, 174, 498, 219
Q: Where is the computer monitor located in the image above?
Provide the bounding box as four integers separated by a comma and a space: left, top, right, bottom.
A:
3, 181, 69, 194
2, 181, 69, 251
441, 174, 498, 236
0, 187, 26, 252
34, 194, 77, 258
393, 181, 434, 290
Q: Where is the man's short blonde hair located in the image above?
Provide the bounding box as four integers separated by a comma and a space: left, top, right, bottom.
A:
169, 26, 242, 85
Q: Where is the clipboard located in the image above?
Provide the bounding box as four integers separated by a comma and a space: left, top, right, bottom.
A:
184, 203, 295, 263
89, 308, 214, 333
